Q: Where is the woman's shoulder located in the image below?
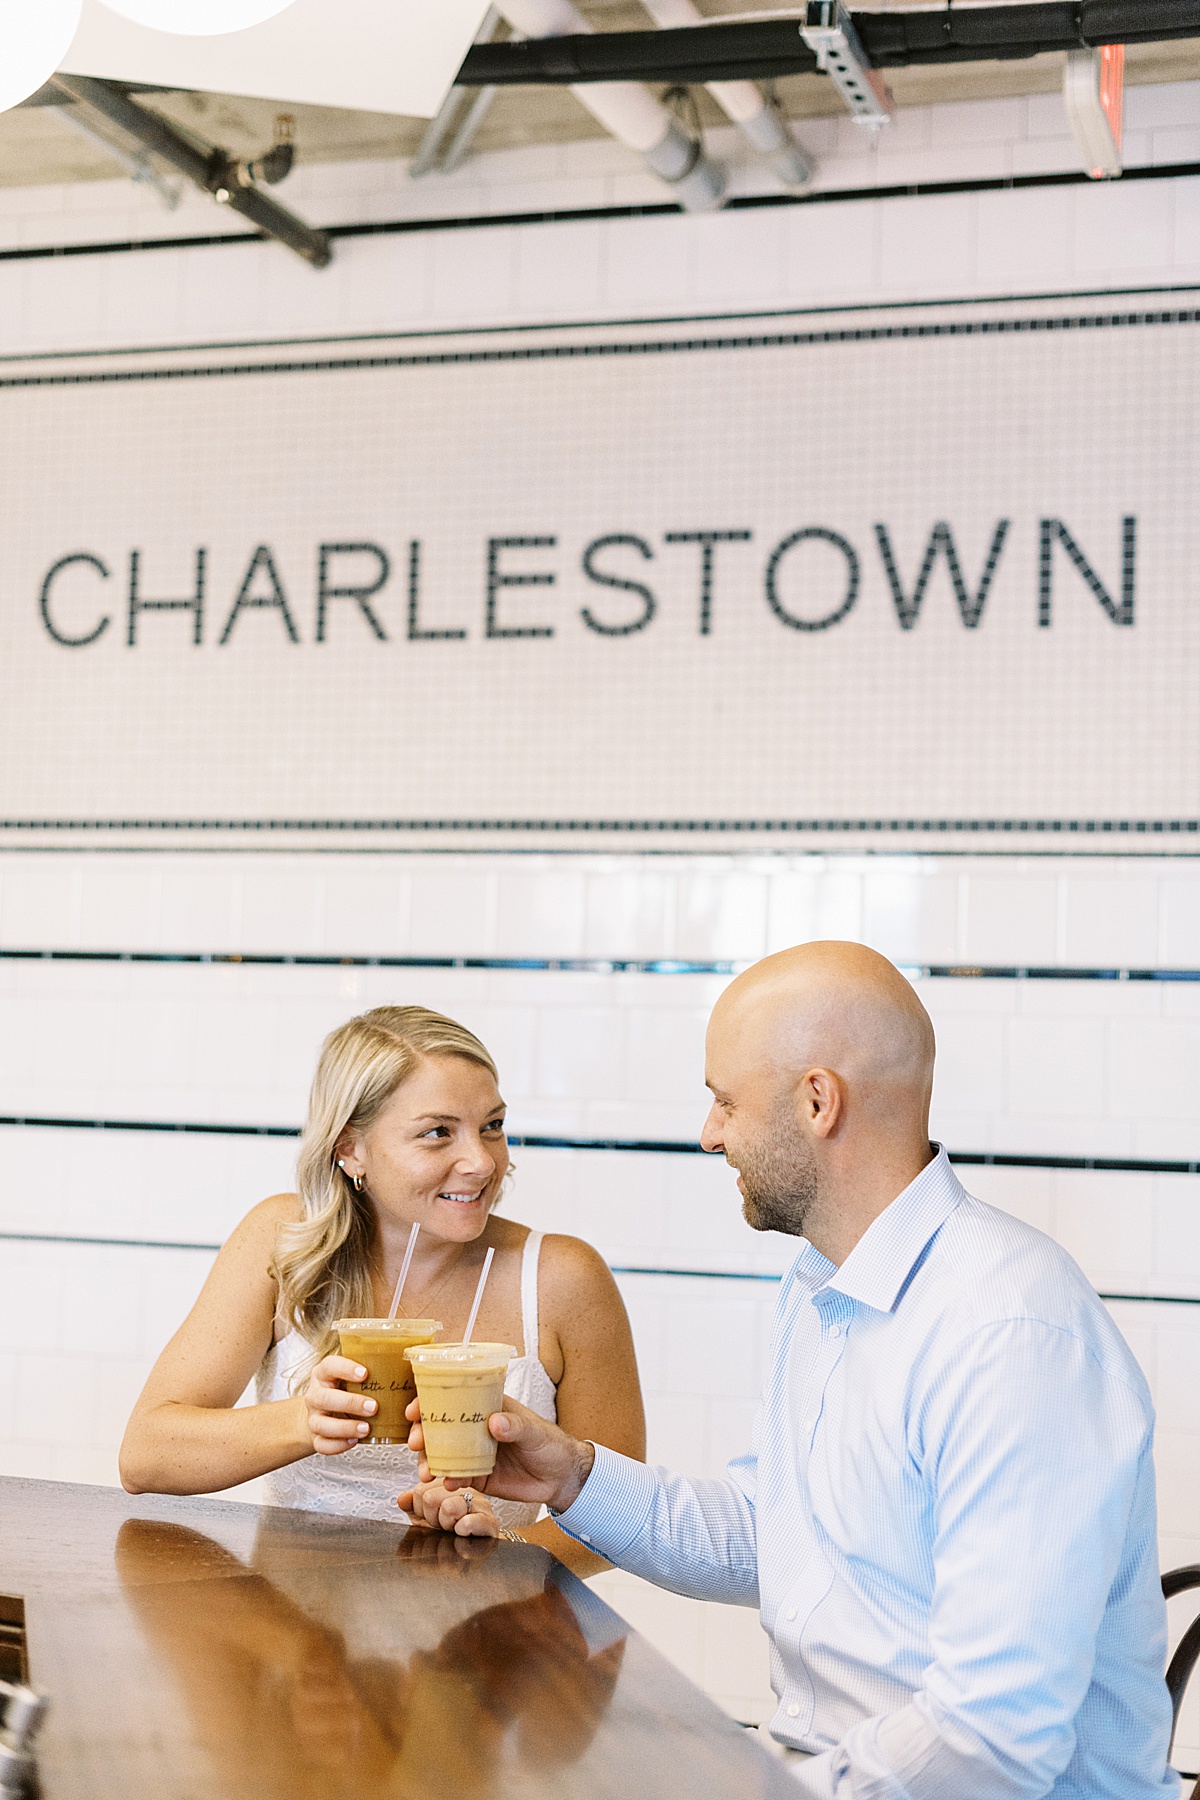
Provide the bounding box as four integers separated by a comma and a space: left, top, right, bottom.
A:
224, 1191, 304, 1257
535, 1232, 619, 1300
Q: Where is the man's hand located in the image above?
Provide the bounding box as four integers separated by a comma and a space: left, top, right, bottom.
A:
403, 1394, 596, 1516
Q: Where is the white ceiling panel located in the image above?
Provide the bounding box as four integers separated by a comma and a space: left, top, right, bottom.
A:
58, 0, 491, 118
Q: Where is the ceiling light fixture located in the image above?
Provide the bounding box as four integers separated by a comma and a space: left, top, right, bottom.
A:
99, 0, 296, 35
0, 0, 81, 114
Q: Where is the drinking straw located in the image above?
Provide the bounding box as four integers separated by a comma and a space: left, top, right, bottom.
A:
387, 1221, 421, 1320
462, 1245, 495, 1344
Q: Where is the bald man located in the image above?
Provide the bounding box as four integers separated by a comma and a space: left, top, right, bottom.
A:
404, 943, 1179, 1799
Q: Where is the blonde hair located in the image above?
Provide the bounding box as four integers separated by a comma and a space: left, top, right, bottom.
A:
272, 1005, 499, 1365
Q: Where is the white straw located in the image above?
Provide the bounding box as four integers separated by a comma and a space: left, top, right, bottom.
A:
462, 1245, 495, 1344
387, 1221, 421, 1320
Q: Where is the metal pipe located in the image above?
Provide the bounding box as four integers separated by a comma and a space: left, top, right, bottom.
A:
410, 85, 473, 178
54, 103, 182, 209
493, 0, 725, 210
458, 2, 1200, 86
411, 5, 502, 179
440, 85, 499, 174
641, 0, 812, 189
49, 73, 331, 268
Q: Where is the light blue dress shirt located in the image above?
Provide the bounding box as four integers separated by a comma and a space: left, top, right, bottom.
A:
559, 1147, 1179, 1798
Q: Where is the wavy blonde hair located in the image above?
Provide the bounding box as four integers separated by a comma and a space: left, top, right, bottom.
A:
272, 1005, 499, 1367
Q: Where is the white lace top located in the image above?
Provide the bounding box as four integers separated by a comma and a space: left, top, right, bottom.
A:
255, 1230, 556, 1529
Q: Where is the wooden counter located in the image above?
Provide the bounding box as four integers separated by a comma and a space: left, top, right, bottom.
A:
1, 1476, 795, 1800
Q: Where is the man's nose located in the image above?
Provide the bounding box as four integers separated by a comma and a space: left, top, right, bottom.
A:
699, 1105, 724, 1154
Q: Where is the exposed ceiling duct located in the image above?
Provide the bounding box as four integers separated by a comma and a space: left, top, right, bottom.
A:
642, 0, 813, 189
492, 0, 726, 210
457, 2, 1200, 87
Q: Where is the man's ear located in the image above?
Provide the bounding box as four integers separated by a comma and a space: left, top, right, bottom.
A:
798, 1066, 843, 1140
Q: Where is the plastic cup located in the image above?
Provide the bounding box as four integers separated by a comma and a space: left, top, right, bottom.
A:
407, 1342, 516, 1479
334, 1318, 442, 1445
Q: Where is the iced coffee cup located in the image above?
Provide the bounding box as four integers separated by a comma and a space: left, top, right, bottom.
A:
335, 1318, 442, 1445
407, 1342, 516, 1479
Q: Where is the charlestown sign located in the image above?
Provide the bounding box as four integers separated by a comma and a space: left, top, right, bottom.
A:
0, 300, 1196, 837
36, 517, 1136, 649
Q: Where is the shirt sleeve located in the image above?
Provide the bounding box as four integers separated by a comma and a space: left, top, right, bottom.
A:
555, 1442, 761, 1606
786, 1318, 1168, 1800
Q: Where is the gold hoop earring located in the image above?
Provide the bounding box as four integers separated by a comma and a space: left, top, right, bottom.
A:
336, 1158, 364, 1194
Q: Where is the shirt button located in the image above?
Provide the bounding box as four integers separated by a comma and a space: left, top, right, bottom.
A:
786, 1608, 797, 1620
581, 1534, 592, 1544
787, 1704, 800, 1718
802, 1419, 814, 1433
829, 1323, 841, 1338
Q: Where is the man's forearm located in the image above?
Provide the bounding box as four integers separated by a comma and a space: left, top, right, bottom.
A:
553, 1445, 760, 1605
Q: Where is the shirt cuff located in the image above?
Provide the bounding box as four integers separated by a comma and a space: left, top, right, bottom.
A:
552, 1442, 660, 1561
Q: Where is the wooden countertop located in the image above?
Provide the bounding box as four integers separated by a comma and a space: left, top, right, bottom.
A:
1, 1476, 794, 1800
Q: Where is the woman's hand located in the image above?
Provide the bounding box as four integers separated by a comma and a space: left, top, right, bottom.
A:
301, 1354, 378, 1456
399, 1479, 502, 1537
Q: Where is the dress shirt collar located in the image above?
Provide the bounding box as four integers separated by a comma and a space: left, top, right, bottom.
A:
820, 1144, 963, 1316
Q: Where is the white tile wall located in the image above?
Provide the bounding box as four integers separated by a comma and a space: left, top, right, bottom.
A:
2, 85, 1199, 358
0, 847, 1198, 1757
3, 70, 1200, 1764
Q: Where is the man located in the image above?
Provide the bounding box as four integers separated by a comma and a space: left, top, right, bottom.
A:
404, 942, 1179, 1798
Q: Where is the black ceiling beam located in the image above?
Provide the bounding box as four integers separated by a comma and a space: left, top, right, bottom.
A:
456, 3, 1200, 87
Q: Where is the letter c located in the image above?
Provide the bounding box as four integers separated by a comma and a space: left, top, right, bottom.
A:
39, 552, 112, 647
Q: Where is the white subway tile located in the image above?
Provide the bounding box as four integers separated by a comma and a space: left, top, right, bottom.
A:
1060, 874, 1160, 968
861, 867, 958, 964
1053, 1171, 1154, 1284
675, 870, 768, 961
495, 868, 587, 957
878, 193, 976, 295
0, 859, 80, 947
1161, 879, 1200, 966
583, 869, 675, 959
1072, 180, 1175, 277
961, 872, 1058, 965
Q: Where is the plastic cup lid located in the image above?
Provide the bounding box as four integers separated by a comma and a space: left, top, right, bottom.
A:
408, 1341, 516, 1367
334, 1318, 442, 1333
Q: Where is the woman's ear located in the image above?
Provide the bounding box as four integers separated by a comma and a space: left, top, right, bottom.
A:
333, 1129, 362, 1174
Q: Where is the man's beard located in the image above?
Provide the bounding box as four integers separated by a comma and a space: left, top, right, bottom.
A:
736, 1106, 820, 1238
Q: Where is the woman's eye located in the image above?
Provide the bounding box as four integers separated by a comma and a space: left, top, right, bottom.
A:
421, 1126, 450, 1140
484, 1119, 505, 1134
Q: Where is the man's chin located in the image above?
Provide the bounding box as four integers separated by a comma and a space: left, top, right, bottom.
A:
740, 1193, 768, 1234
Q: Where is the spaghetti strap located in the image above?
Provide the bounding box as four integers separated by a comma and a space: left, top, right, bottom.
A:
520, 1230, 543, 1363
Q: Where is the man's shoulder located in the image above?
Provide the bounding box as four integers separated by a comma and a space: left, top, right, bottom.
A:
923, 1188, 1146, 1386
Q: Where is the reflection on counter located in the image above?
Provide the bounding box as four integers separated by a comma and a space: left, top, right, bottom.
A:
114, 1518, 625, 1800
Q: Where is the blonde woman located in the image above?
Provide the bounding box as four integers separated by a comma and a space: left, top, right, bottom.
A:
120, 1005, 645, 1569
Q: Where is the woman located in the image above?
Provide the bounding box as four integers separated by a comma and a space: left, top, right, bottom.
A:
120, 1005, 645, 1570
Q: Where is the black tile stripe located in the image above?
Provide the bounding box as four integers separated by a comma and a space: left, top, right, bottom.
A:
0, 817, 1197, 836
0, 1227, 1194, 1311
4, 279, 1199, 368
2, 158, 1198, 267
1, 948, 1197, 981
0, 1114, 1194, 1174
2, 306, 1200, 392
